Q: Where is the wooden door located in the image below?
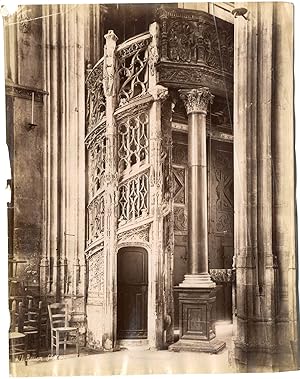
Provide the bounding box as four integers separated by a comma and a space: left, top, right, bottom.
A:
117, 247, 148, 339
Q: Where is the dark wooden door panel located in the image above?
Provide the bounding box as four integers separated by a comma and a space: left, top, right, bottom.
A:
117, 248, 148, 339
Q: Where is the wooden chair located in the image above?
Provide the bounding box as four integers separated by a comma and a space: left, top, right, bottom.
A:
22, 299, 42, 357
9, 300, 28, 365
48, 303, 79, 358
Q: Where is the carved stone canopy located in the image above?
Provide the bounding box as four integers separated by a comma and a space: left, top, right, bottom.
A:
179, 88, 214, 115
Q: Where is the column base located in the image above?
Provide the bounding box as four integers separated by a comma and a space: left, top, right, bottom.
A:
169, 285, 226, 354
179, 273, 216, 288
169, 338, 226, 354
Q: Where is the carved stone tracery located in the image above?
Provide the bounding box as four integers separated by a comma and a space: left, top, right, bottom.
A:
86, 60, 106, 133
117, 35, 151, 106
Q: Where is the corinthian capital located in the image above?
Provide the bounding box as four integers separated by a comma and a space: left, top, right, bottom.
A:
179, 88, 214, 115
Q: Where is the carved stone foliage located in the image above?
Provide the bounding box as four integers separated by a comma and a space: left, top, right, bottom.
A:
117, 224, 150, 243
156, 8, 233, 73
179, 88, 214, 115
214, 149, 233, 235
87, 194, 105, 246
86, 60, 106, 133
174, 207, 188, 232
118, 111, 149, 174
87, 249, 105, 304
117, 35, 151, 107
173, 167, 185, 204
118, 172, 149, 225
210, 269, 233, 283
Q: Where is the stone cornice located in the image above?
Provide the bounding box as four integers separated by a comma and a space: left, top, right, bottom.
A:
5, 82, 48, 103
179, 88, 214, 115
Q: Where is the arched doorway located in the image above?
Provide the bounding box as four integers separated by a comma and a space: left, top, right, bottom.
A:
117, 247, 148, 339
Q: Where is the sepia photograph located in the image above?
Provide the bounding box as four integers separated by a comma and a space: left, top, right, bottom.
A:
1, 0, 299, 376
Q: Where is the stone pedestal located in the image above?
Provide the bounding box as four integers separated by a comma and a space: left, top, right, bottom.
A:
169, 287, 225, 353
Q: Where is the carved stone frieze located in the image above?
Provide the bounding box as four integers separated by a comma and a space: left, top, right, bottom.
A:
157, 63, 233, 95
179, 88, 214, 115
156, 7, 233, 73
117, 34, 151, 59
114, 100, 151, 121
5, 83, 47, 102
117, 224, 150, 243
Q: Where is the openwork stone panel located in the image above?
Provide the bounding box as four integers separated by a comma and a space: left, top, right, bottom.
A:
117, 34, 151, 106
87, 248, 105, 305
87, 194, 105, 245
88, 133, 106, 198
118, 172, 149, 225
86, 59, 106, 133
118, 111, 149, 174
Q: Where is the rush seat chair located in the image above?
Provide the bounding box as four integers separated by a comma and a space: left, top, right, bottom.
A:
48, 303, 79, 358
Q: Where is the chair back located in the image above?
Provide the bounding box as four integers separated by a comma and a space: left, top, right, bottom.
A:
25, 299, 42, 329
48, 303, 68, 330
10, 300, 25, 333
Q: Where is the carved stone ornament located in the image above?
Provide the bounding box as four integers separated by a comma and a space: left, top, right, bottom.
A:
156, 7, 233, 74
18, 10, 31, 33
5, 83, 47, 102
87, 249, 105, 304
148, 85, 168, 102
149, 23, 159, 76
118, 224, 150, 243
103, 30, 118, 96
179, 88, 214, 115
209, 269, 233, 283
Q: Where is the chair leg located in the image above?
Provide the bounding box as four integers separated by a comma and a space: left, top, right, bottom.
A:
76, 330, 79, 357
37, 332, 40, 357
50, 331, 53, 356
55, 331, 59, 358
63, 334, 66, 355
24, 335, 28, 366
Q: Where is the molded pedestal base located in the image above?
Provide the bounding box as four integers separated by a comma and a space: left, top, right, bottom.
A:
168, 338, 226, 354
169, 284, 226, 354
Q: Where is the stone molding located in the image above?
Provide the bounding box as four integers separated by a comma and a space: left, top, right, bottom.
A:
5, 82, 48, 102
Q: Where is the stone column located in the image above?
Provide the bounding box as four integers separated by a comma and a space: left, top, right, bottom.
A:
169, 88, 225, 353
179, 88, 215, 287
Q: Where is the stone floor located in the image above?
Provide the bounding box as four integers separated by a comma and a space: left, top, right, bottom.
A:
10, 324, 236, 377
